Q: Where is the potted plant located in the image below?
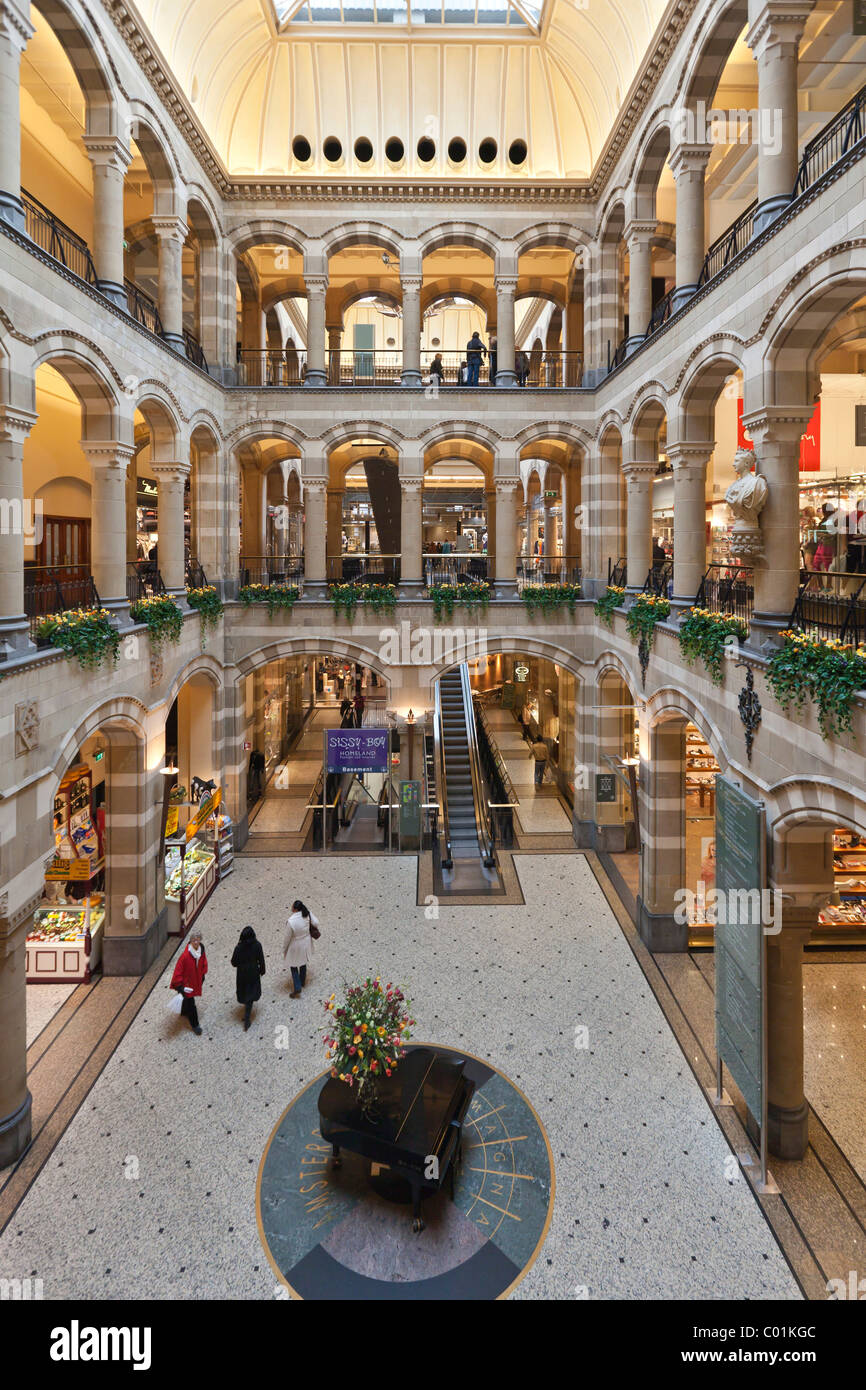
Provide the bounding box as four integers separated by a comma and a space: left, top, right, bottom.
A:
186, 585, 224, 636
323, 975, 414, 1121
36, 608, 121, 671
428, 581, 490, 621
129, 593, 183, 652
767, 630, 866, 740
239, 582, 300, 617
678, 607, 749, 685
594, 585, 626, 628
521, 582, 581, 615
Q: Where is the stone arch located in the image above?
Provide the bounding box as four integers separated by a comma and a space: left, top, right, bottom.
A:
235, 638, 395, 690
512, 421, 592, 452
319, 419, 405, 451
52, 695, 149, 786
513, 222, 590, 256
129, 108, 184, 213
674, 340, 745, 441
433, 634, 588, 683
323, 222, 403, 258
133, 391, 183, 462
163, 653, 224, 713
32, 339, 121, 442
630, 120, 673, 220
416, 419, 501, 452
644, 686, 730, 771
681, 0, 750, 110
228, 420, 308, 451
760, 249, 866, 411
33, 0, 118, 137
227, 221, 308, 257
419, 223, 499, 258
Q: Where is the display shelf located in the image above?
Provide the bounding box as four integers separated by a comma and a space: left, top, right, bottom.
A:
26, 901, 104, 982
817, 830, 866, 937
164, 836, 217, 934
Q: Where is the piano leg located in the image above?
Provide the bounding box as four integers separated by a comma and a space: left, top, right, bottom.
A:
331, 1143, 342, 1169
412, 1182, 425, 1234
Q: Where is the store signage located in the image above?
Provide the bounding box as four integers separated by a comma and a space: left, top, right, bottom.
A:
399, 781, 422, 840
714, 777, 766, 1121
186, 788, 221, 841
45, 855, 104, 883
325, 729, 390, 776
515, 662, 530, 683
502, 682, 516, 709
93, 750, 104, 762
596, 773, 617, 804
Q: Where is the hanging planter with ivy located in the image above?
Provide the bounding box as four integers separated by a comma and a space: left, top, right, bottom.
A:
330, 583, 397, 619
593, 585, 626, 629
678, 608, 749, 685
767, 630, 866, 741
36, 608, 121, 671
429, 582, 490, 621
186, 585, 224, 637
625, 593, 671, 686
521, 582, 581, 615
129, 594, 183, 652
239, 583, 300, 617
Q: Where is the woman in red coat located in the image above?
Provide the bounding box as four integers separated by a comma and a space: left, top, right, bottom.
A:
170, 930, 208, 1035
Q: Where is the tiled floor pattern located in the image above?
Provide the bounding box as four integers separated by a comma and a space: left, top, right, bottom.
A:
0, 853, 799, 1301
25, 984, 76, 1048
484, 709, 573, 835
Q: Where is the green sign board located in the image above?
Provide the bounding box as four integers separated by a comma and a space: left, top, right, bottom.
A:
596, 772, 617, 804
502, 681, 517, 709
714, 777, 766, 1121
399, 781, 422, 842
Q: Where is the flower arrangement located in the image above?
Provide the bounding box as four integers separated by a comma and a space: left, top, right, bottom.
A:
186, 585, 224, 636
594, 585, 626, 628
625, 593, 671, 646
129, 594, 183, 652
767, 631, 866, 740
239, 582, 300, 618
522, 582, 581, 615
329, 582, 397, 618
324, 975, 414, 1118
428, 581, 490, 621
678, 608, 749, 685
36, 608, 121, 671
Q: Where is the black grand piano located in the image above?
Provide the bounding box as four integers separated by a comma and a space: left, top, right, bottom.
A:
317, 1046, 475, 1232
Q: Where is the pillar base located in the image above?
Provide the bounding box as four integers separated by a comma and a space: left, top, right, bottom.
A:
0, 615, 36, 660
162, 332, 186, 355
398, 579, 424, 600
0, 1091, 32, 1170
400, 370, 423, 387
303, 371, 327, 387
98, 279, 129, 311
102, 910, 167, 976
102, 597, 132, 627
300, 581, 328, 600
493, 580, 519, 601
748, 611, 790, 652
637, 897, 688, 952
581, 366, 608, 388
753, 196, 791, 238
496, 371, 518, 388
747, 1099, 809, 1161
671, 284, 698, 313
572, 818, 636, 852
0, 191, 26, 235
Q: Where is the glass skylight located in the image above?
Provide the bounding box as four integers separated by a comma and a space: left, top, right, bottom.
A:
274, 0, 544, 31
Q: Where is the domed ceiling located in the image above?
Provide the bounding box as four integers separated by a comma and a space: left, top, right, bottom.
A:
131, 0, 671, 180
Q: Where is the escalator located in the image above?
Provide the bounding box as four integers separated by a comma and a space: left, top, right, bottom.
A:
435, 665, 496, 871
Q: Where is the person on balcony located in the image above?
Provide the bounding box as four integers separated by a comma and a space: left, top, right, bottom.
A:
429, 352, 444, 386
516, 348, 530, 386
466, 332, 487, 386
489, 332, 498, 383
284, 337, 300, 384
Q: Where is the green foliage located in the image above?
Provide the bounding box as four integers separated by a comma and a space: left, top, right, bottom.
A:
429, 582, 490, 621
239, 583, 300, 618
330, 583, 397, 618
678, 608, 749, 685
521, 583, 581, 615
129, 594, 184, 652
593, 586, 626, 629
186, 585, 224, 636
625, 593, 671, 647
767, 631, 866, 740
36, 607, 121, 671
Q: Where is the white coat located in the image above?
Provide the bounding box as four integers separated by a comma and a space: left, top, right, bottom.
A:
283, 910, 318, 967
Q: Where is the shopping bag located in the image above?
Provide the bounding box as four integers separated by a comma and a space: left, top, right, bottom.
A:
167, 991, 184, 1015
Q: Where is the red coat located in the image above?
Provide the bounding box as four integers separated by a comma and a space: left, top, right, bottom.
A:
170, 946, 208, 998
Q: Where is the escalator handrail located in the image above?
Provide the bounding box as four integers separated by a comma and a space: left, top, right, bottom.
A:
433, 679, 454, 867
473, 697, 519, 805
459, 662, 496, 866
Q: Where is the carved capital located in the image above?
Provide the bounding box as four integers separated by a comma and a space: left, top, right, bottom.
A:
0, 0, 34, 53
304, 275, 329, 295
151, 215, 189, 246
80, 442, 136, 472
82, 134, 132, 175
0, 405, 38, 447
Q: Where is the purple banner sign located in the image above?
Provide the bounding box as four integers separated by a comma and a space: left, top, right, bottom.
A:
325, 729, 390, 776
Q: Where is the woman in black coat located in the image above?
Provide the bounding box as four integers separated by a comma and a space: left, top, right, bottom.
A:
231, 926, 266, 1031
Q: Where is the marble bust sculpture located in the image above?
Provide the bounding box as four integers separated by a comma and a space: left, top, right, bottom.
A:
725, 446, 768, 560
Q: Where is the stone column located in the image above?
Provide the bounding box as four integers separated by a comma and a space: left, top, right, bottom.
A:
494, 481, 519, 597
763, 915, 813, 1159
399, 479, 423, 591
747, 4, 809, 234
82, 443, 134, 619
622, 461, 656, 594
0, 0, 33, 232
151, 464, 188, 596
669, 143, 712, 309
743, 410, 813, 641
327, 325, 342, 385
0, 895, 38, 1168
241, 465, 266, 562
0, 406, 37, 658
82, 136, 131, 311
494, 276, 518, 386
400, 277, 423, 386
668, 443, 711, 609
303, 479, 327, 593
625, 222, 655, 352
485, 487, 497, 580
638, 718, 687, 951
152, 215, 188, 353
326, 488, 344, 577
304, 277, 328, 386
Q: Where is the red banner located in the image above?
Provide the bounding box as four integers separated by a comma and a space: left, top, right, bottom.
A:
737, 399, 821, 471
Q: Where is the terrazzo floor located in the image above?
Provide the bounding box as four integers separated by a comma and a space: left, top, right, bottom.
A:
802, 961, 866, 1186
2, 853, 800, 1300
25, 983, 76, 1047
485, 709, 573, 835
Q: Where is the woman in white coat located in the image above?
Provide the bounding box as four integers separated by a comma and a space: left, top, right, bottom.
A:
283, 899, 319, 998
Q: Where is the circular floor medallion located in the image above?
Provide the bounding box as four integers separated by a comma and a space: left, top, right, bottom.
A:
256, 1044, 554, 1299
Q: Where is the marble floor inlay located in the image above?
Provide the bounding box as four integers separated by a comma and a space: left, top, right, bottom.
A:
0, 854, 799, 1300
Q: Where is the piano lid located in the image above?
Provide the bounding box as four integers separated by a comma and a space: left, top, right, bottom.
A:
318, 1047, 467, 1159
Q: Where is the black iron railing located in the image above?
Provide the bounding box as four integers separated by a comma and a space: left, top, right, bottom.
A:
608, 339, 629, 373
608, 557, 627, 588
791, 571, 866, 645
695, 564, 755, 622
643, 560, 672, 596
793, 81, 866, 197
125, 279, 163, 337
25, 565, 100, 639
327, 553, 401, 585
645, 289, 674, 338
698, 201, 758, 289
183, 329, 208, 372
185, 559, 208, 590
517, 557, 581, 590
236, 349, 308, 386
21, 189, 98, 287
239, 555, 304, 588
424, 553, 492, 587
127, 561, 166, 602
